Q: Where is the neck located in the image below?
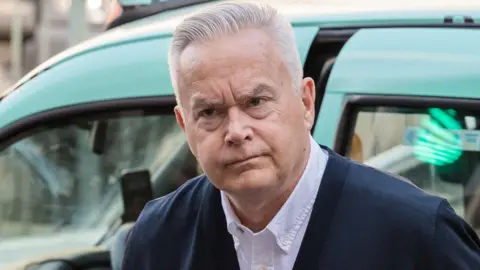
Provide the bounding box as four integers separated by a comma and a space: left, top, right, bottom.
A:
226, 141, 312, 233
227, 183, 296, 232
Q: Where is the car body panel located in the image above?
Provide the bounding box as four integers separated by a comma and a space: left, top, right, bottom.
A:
0, 38, 174, 128
327, 27, 480, 98
312, 93, 345, 147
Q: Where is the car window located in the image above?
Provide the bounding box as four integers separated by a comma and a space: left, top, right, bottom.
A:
346, 105, 480, 232
0, 110, 197, 266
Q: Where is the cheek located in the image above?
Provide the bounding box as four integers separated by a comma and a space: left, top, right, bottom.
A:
188, 128, 222, 164
261, 106, 296, 134
184, 125, 205, 156
258, 108, 304, 158
248, 103, 276, 119
255, 118, 288, 155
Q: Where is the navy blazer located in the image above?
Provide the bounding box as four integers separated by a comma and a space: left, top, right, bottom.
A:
122, 146, 480, 270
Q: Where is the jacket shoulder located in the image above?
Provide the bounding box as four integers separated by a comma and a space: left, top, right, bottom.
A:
138, 174, 210, 224
345, 160, 444, 224
347, 162, 480, 266
336, 159, 444, 261
122, 174, 210, 268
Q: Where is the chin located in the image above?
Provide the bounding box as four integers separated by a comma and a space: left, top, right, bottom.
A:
225, 168, 277, 193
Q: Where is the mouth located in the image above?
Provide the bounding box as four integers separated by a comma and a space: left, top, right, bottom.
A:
225, 155, 263, 168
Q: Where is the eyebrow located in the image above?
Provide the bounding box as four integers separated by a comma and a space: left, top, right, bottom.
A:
237, 83, 275, 103
190, 83, 276, 110
190, 95, 221, 112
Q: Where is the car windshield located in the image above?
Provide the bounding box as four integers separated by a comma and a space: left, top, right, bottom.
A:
0, 110, 197, 266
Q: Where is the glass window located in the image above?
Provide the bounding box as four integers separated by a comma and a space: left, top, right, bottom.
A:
0, 110, 198, 266
347, 106, 480, 232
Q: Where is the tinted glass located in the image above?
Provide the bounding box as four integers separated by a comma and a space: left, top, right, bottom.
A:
348, 106, 480, 233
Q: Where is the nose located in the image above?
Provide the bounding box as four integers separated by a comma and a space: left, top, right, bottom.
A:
224, 107, 253, 146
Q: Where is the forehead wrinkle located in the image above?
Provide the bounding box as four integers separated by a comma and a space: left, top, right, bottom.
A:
184, 36, 275, 79
190, 96, 216, 111
182, 42, 280, 86
178, 30, 289, 109
188, 79, 227, 109
234, 83, 275, 103
184, 62, 283, 109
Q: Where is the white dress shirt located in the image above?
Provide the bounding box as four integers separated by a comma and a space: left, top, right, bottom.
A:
221, 135, 329, 270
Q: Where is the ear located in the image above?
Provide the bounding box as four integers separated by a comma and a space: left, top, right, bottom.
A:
174, 105, 199, 158
300, 77, 316, 131
174, 105, 186, 132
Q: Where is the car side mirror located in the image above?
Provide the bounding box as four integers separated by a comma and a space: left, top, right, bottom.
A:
120, 168, 153, 223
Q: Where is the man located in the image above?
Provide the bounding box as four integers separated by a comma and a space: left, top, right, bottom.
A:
122, 2, 480, 269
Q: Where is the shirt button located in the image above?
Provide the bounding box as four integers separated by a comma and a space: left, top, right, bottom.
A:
256, 265, 267, 270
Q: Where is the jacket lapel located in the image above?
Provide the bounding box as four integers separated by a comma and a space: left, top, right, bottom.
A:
198, 180, 240, 270
293, 146, 350, 269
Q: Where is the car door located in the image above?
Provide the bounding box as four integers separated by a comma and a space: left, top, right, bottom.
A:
321, 26, 480, 234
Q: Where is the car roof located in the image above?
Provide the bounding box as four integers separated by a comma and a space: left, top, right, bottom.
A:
0, 0, 479, 128
2, 0, 479, 98
326, 27, 480, 99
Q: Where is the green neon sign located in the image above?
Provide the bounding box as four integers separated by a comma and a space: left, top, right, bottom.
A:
413, 108, 463, 166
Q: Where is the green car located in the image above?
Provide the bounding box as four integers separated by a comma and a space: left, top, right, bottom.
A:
1, 0, 480, 268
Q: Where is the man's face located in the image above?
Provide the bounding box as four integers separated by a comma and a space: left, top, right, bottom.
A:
174, 28, 316, 196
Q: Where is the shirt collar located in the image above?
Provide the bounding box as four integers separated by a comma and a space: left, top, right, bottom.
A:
220, 135, 328, 253
221, 191, 243, 249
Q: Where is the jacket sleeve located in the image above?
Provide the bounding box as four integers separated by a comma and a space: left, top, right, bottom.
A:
121, 222, 144, 270
121, 197, 163, 270
432, 199, 480, 269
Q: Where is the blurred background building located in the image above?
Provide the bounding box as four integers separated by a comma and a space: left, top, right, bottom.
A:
0, 0, 112, 90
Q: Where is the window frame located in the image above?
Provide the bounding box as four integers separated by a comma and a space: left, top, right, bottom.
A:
334, 94, 480, 156
0, 95, 177, 151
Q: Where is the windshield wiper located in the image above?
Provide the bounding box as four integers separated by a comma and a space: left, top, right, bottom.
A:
106, 0, 217, 30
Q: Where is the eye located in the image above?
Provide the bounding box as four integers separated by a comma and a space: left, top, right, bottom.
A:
249, 97, 264, 107
200, 108, 216, 118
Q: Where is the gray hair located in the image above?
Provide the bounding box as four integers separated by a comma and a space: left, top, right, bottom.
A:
168, 1, 303, 107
